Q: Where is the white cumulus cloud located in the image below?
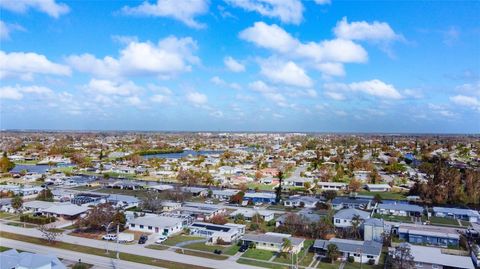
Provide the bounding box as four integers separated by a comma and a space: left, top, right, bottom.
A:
122, 0, 209, 29
0, 51, 71, 80
225, 0, 304, 24
67, 36, 199, 79
186, 91, 208, 106
224, 56, 245, 72
450, 95, 480, 110
333, 17, 400, 42
0, 0, 69, 18
260, 59, 313, 88
323, 79, 402, 99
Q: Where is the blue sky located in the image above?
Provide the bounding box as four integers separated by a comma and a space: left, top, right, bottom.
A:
0, 0, 479, 133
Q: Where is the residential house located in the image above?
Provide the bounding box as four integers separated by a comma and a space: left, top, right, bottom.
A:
313, 238, 382, 264
0, 249, 66, 269
229, 208, 275, 222
243, 192, 276, 204
174, 202, 226, 221
210, 189, 239, 201
376, 203, 424, 217
393, 224, 461, 247
189, 222, 245, 244
390, 243, 475, 269
318, 182, 347, 191
332, 197, 372, 210
432, 207, 480, 223
128, 215, 190, 236
284, 195, 320, 208
334, 208, 371, 228
242, 232, 305, 254
365, 184, 392, 192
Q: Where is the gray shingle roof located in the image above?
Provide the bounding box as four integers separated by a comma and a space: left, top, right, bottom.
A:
334, 208, 370, 219
314, 238, 382, 256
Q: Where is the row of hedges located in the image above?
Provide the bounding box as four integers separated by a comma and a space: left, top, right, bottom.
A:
20, 214, 56, 225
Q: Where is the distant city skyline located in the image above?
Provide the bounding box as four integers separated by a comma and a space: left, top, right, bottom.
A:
0, 0, 479, 133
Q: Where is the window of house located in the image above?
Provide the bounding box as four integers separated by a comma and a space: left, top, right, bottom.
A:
367, 255, 374, 259
140, 225, 144, 229
431, 265, 439, 269
415, 262, 423, 268
148, 226, 152, 230
335, 219, 340, 223
131, 224, 135, 227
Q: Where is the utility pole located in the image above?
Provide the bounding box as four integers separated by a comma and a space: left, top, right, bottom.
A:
116, 224, 120, 259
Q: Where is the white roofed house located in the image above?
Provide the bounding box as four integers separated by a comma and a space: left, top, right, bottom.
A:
128, 215, 190, 236
334, 208, 371, 228
389, 243, 475, 269
365, 184, 392, 192
318, 182, 347, 191
189, 222, 245, 244
376, 203, 424, 217
41, 203, 89, 220
229, 208, 275, 222
210, 189, 239, 201
284, 195, 320, 208
242, 232, 305, 254
432, 207, 480, 223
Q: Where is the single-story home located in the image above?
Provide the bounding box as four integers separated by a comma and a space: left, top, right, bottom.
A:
242, 232, 305, 254
42, 204, 90, 220
432, 207, 480, 223
243, 192, 276, 204
318, 182, 347, 191
376, 203, 424, 217
210, 189, 239, 200
174, 202, 226, 221
365, 184, 392, 192
390, 243, 475, 269
334, 208, 371, 228
332, 197, 372, 210
128, 215, 189, 236
0, 249, 66, 269
284, 195, 320, 208
189, 222, 245, 244
229, 208, 275, 222
394, 223, 460, 248
313, 238, 382, 264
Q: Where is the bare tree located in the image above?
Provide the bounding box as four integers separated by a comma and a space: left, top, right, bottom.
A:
37, 224, 62, 244
391, 244, 415, 269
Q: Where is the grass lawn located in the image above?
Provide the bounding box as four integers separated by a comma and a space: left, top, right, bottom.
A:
247, 183, 275, 191
299, 252, 315, 267
273, 239, 314, 265
6, 222, 37, 228
317, 261, 340, 269
237, 258, 289, 269
460, 220, 472, 227
0, 246, 11, 252
429, 216, 460, 226
357, 191, 407, 200
242, 248, 276, 261
0, 231, 209, 269
183, 241, 226, 252
174, 249, 229, 260
372, 213, 412, 223
223, 244, 241, 256
0, 212, 16, 219
145, 244, 170, 250
162, 235, 204, 246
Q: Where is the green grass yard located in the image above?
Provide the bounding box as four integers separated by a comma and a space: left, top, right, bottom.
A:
161, 235, 204, 246
372, 213, 412, 223
236, 258, 289, 269
174, 249, 228, 260
241, 248, 276, 261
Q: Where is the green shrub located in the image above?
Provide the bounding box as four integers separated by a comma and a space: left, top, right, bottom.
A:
347, 256, 354, 263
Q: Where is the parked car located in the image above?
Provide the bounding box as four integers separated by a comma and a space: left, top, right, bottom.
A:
238, 244, 248, 252
118, 232, 134, 243
205, 200, 214, 204
102, 234, 117, 241
213, 249, 222, 255
155, 235, 167, 244
138, 234, 148, 244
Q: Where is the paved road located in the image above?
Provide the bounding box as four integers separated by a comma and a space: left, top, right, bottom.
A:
0, 223, 262, 269
1, 238, 164, 269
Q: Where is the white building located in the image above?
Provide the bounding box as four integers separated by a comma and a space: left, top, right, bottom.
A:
189, 222, 245, 244
0, 249, 66, 269
242, 232, 305, 254
128, 215, 189, 236
334, 208, 371, 228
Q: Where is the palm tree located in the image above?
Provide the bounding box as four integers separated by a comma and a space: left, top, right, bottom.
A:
275, 170, 284, 204
327, 244, 340, 264
351, 214, 362, 239
281, 238, 292, 258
